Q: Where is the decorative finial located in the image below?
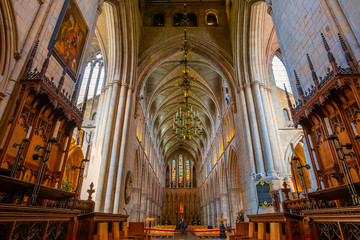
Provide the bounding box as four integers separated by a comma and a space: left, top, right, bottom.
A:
284, 84, 293, 112
25, 40, 40, 72
41, 40, 55, 76
57, 66, 67, 93
306, 54, 319, 90
321, 33, 338, 73
338, 33, 357, 71
294, 70, 303, 96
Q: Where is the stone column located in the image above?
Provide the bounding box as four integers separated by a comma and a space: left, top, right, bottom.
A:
244, 84, 265, 175
114, 86, 133, 212
220, 193, 229, 222
96, 82, 118, 212
140, 193, 148, 221
129, 188, 141, 222
260, 85, 282, 174
104, 83, 127, 212
252, 82, 276, 177
265, 88, 287, 174
215, 197, 222, 219
238, 88, 256, 175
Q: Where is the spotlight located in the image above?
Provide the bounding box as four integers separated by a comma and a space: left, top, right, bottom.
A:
305, 164, 311, 170
33, 154, 39, 160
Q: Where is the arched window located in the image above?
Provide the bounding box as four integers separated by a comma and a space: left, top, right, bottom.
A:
173, 13, 183, 26
272, 54, 291, 93
171, 159, 176, 184
77, 53, 105, 105
153, 13, 164, 26
179, 154, 183, 184
283, 109, 290, 121
206, 13, 218, 26
187, 13, 197, 26
186, 159, 190, 183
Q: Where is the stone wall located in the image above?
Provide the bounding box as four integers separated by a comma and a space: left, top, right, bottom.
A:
268, 0, 360, 99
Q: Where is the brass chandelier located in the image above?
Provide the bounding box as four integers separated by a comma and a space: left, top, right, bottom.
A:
173, 4, 202, 140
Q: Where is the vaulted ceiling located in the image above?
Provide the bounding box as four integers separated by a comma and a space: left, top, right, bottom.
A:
141, 51, 225, 163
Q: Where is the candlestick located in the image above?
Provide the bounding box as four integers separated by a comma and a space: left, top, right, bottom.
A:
351, 122, 358, 136
52, 121, 61, 139
26, 126, 32, 139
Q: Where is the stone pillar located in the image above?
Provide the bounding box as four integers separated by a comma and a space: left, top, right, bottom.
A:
220, 193, 229, 222
244, 84, 265, 175
252, 82, 276, 177
260, 85, 281, 174
265, 88, 287, 174
96, 82, 118, 212
238, 88, 256, 175
140, 193, 147, 221
215, 197, 222, 219
114, 86, 133, 213
104, 83, 127, 212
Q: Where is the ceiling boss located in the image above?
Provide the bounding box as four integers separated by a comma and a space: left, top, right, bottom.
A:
173, 4, 202, 140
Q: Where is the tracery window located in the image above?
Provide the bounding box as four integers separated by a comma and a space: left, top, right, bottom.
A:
272, 54, 291, 93
171, 159, 176, 183
77, 53, 105, 105
179, 154, 183, 183
186, 159, 190, 183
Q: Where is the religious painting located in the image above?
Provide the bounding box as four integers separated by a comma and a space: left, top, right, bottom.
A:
51, 0, 89, 81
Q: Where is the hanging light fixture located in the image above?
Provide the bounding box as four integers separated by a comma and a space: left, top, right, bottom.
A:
173, 4, 202, 140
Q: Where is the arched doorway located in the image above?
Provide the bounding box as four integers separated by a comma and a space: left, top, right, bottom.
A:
62, 139, 84, 193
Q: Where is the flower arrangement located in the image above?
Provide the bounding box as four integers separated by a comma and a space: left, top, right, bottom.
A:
236, 210, 244, 223
61, 179, 76, 192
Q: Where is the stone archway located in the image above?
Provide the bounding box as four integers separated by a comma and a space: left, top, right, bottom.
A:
63, 139, 85, 193
228, 148, 243, 226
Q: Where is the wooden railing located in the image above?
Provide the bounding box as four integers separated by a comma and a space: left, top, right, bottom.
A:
0, 204, 80, 239
247, 213, 305, 240
303, 206, 360, 240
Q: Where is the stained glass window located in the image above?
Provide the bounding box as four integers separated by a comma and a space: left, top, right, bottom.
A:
179, 155, 183, 183
171, 159, 176, 183
186, 159, 190, 183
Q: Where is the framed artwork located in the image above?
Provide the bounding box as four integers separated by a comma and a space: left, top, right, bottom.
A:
50, 0, 89, 81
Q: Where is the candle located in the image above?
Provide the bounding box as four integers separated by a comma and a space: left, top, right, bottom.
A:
351, 122, 358, 136
25, 126, 32, 139
63, 137, 69, 151
52, 121, 61, 139
307, 134, 314, 149
324, 118, 333, 136
290, 143, 296, 156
